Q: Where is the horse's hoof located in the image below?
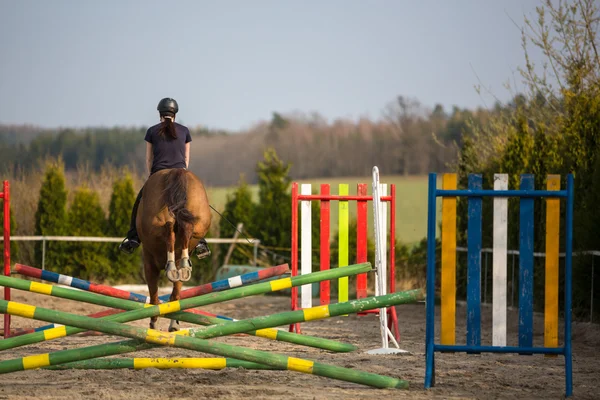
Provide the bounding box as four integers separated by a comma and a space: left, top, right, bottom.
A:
179, 267, 192, 282
180, 257, 192, 269
178, 257, 192, 282
165, 260, 179, 282
168, 320, 179, 332
149, 321, 156, 330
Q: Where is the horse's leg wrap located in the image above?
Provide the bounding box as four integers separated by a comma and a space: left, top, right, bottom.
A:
168, 319, 179, 332
179, 248, 192, 282
165, 251, 179, 282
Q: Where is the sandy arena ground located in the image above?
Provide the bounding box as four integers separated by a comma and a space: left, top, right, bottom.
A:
0, 287, 597, 400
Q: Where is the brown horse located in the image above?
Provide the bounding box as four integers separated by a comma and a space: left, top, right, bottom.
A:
136, 168, 211, 331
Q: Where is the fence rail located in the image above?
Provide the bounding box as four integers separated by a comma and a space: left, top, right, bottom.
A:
0, 236, 261, 269
456, 247, 597, 323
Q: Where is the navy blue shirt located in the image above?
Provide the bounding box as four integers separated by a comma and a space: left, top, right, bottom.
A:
144, 122, 192, 174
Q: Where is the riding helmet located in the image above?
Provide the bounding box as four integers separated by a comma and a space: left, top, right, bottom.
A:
157, 98, 179, 115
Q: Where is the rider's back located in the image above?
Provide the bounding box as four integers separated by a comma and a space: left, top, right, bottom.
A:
145, 122, 191, 174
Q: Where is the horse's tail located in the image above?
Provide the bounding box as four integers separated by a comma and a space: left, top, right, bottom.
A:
163, 169, 199, 231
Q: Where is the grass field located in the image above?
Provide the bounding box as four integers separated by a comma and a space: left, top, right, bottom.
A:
205, 174, 440, 246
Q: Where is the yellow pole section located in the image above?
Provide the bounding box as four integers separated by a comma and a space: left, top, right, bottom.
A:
338, 184, 349, 304
545, 175, 561, 350
441, 173, 457, 345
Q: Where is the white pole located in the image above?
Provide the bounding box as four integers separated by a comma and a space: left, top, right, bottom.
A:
300, 184, 313, 309
492, 174, 508, 346
367, 166, 408, 354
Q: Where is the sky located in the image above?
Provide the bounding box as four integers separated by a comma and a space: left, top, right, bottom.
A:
0, 0, 544, 131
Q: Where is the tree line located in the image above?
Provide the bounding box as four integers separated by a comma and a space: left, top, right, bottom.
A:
0, 101, 498, 187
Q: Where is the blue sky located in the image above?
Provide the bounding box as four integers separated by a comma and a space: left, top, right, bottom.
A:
0, 0, 543, 131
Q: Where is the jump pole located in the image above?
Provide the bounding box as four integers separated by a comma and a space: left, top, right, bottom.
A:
1, 181, 10, 338
13, 262, 289, 334
0, 274, 356, 353
367, 166, 406, 354
15, 262, 290, 303
290, 171, 400, 342
30, 289, 424, 375
45, 357, 280, 371
0, 289, 423, 388
424, 172, 574, 397
0, 264, 373, 352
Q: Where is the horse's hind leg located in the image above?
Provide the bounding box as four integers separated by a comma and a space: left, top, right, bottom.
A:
168, 280, 183, 332
145, 259, 160, 330
168, 219, 189, 330
164, 222, 179, 282
178, 222, 194, 282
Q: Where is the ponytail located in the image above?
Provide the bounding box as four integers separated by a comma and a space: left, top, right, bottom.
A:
158, 116, 177, 139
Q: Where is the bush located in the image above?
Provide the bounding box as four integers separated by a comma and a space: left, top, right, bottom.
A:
106, 174, 141, 282
64, 187, 111, 281
253, 148, 293, 265
218, 174, 256, 266
34, 160, 68, 270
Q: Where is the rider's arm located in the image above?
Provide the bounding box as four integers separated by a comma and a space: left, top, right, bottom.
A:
146, 142, 153, 175
185, 142, 190, 168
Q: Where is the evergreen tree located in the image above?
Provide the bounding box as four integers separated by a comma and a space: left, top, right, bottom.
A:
0, 203, 18, 262
65, 187, 111, 281
253, 148, 292, 264
34, 159, 68, 270
106, 174, 140, 281
218, 174, 256, 265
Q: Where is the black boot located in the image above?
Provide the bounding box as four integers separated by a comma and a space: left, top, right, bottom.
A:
119, 187, 143, 255
119, 236, 140, 254
194, 238, 211, 259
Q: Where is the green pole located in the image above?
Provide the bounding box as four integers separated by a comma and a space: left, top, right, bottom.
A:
45, 357, 279, 370
8, 290, 424, 376
0, 275, 355, 353
0, 291, 419, 388
185, 289, 424, 339
0, 263, 372, 350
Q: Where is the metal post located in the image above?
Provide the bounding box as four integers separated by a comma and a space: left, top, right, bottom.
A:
42, 239, 46, 271
591, 256, 595, 323
484, 251, 488, 304
253, 241, 258, 267
564, 174, 574, 397
424, 173, 438, 388
511, 254, 515, 308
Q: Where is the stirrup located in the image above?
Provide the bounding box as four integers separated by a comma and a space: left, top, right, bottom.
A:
119, 238, 140, 255
194, 240, 211, 260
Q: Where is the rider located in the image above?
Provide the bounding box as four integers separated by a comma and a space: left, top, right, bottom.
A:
119, 97, 211, 259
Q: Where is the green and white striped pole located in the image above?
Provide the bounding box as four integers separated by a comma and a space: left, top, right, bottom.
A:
0, 274, 355, 353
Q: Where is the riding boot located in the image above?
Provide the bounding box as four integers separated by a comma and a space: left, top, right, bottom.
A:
119, 188, 143, 254
194, 238, 211, 260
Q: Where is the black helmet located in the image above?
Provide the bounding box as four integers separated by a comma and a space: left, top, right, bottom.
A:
157, 98, 179, 115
